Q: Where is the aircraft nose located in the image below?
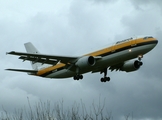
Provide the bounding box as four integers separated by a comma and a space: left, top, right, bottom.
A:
153, 39, 158, 46
151, 39, 158, 50
152, 39, 158, 46
154, 40, 158, 47
145, 39, 158, 53
155, 39, 158, 44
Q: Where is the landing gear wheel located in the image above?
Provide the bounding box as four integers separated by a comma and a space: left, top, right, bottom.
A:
106, 77, 110, 82
100, 77, 110, 82
100, 68, 111, 82
79, 75, 83, 79
73, 74, 83, 80
100, 78, 104, 82
73, 76, 77, 80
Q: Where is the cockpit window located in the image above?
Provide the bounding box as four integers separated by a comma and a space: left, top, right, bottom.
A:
116, 37, 133, 44
143, 36, 153, 39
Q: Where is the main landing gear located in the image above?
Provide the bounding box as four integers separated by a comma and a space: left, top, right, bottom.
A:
73, 74, 83, 80
100, 68, 110, 82
73, 67, 83, 80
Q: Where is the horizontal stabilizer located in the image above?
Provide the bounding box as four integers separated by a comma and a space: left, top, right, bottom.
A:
5, 69, 37, 75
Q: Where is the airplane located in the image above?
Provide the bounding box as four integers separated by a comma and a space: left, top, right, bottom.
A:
6, 36, 158, 82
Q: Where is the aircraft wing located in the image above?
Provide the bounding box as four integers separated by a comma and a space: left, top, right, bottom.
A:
6, 51, 79, 65
108, 63, 124, 71
92, 63, 124, 73
5, 69, 38, 75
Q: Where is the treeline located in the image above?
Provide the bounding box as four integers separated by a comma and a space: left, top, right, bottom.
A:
0, 98, 132, 120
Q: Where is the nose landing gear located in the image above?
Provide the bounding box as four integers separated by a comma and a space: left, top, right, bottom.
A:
137, 54, 143, 66
138, 55, 143, 61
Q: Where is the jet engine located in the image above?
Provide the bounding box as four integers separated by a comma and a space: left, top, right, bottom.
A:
75, 56, 95, 68
121, 60, 143, 72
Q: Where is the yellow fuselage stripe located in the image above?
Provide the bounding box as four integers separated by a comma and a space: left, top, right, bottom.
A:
86, 37, 156, 56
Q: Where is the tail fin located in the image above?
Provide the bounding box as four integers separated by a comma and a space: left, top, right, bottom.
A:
24, 42, 43, 70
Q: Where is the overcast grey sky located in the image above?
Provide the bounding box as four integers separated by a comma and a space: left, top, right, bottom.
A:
0, 0, 162, 120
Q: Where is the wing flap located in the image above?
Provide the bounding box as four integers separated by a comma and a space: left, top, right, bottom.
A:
7, 51, 79, 64
109, 63, 124, 71
19, 56, 58, 65
92, 62, 124, 73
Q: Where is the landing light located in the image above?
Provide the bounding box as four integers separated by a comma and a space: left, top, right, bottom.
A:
129, 49, 132, 52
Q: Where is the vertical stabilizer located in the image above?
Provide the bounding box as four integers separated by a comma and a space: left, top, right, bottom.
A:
24, 42, 42, 70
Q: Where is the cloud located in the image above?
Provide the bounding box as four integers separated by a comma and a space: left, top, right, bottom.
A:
0, 79, 39, 113
0, 0, 162, 120
130, 0, 162, 13
89, 0, 118, 4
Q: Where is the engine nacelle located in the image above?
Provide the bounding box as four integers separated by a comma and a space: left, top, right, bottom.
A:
121, 60, 143, 72
75, 56, 95, 68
